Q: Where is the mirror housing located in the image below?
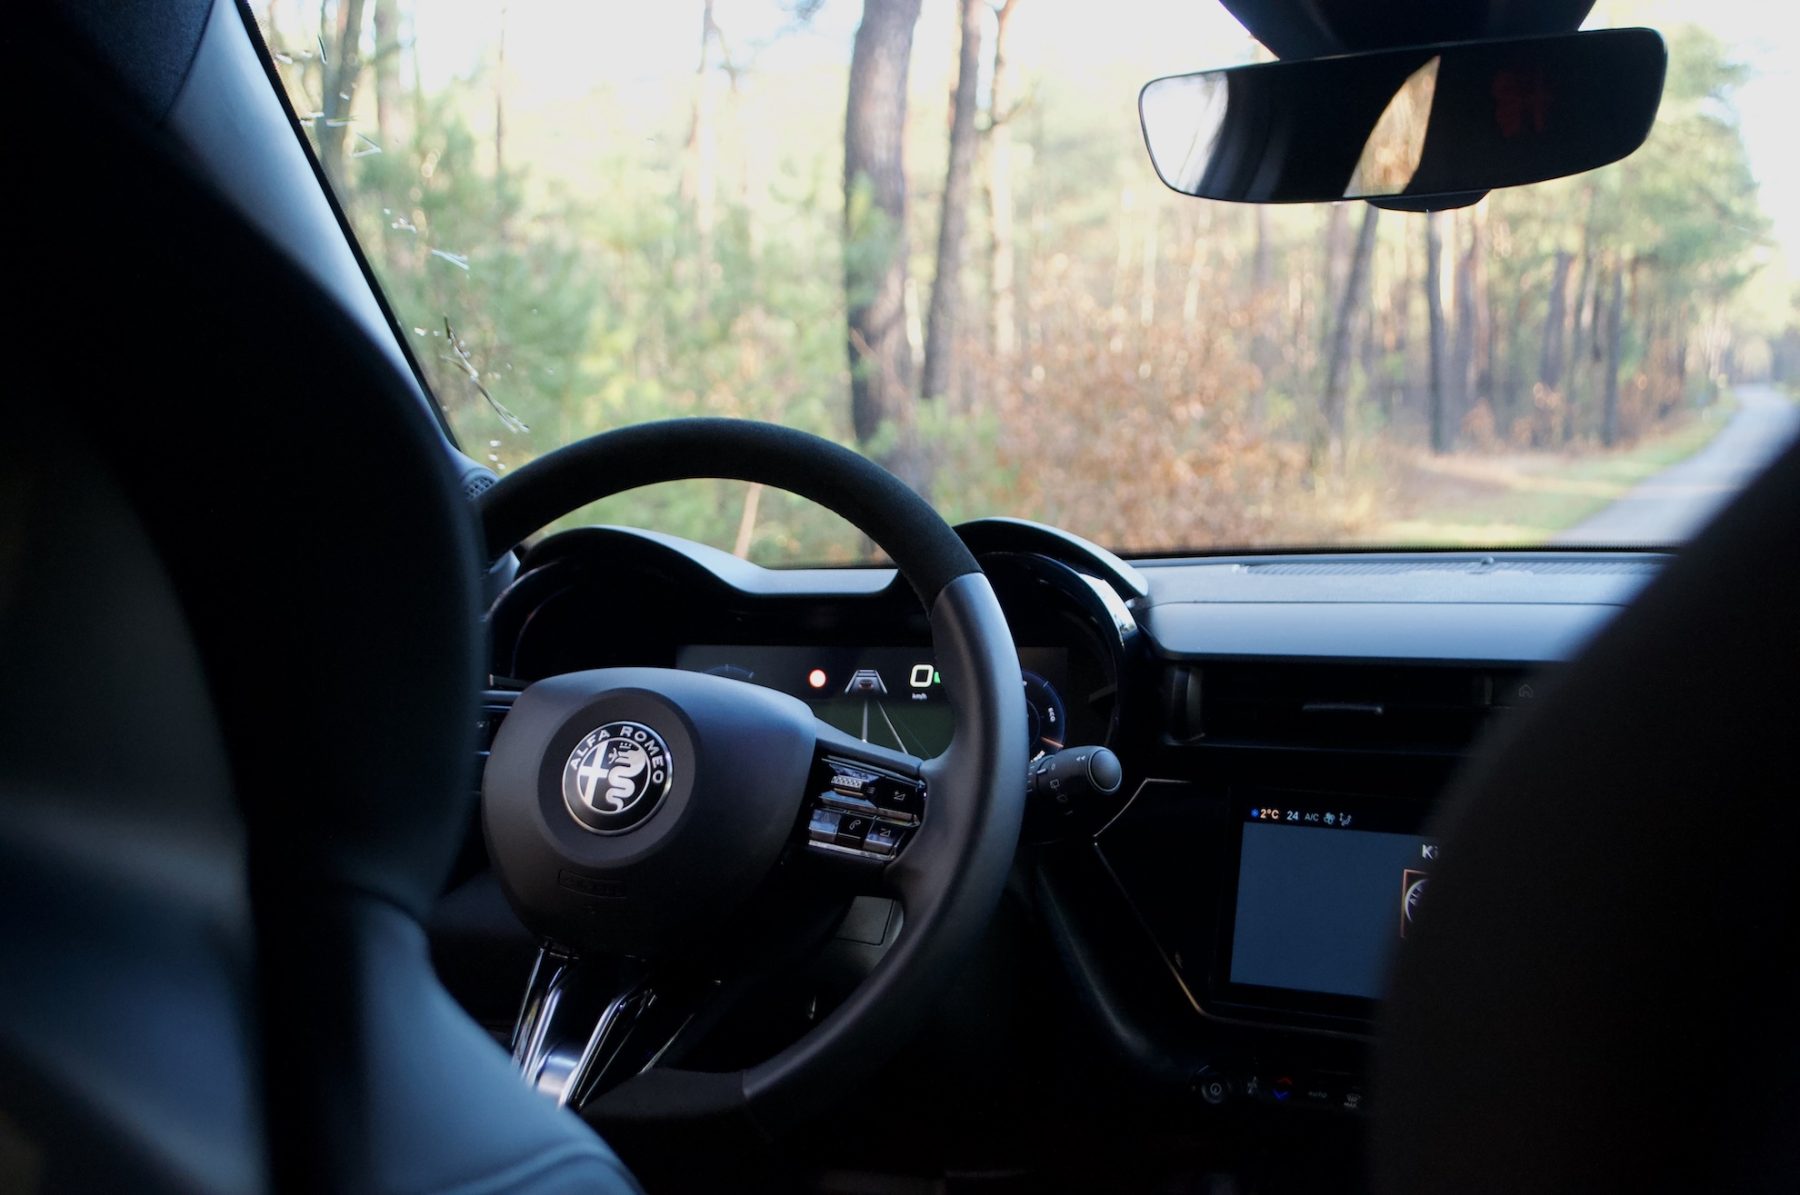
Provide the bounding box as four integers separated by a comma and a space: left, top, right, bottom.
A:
1139, 27, 1666, 208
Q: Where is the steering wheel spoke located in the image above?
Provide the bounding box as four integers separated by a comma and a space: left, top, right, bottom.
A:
512, 948, 721, 1110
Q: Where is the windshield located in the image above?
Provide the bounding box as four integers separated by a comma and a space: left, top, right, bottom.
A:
252, 1, 1800, 563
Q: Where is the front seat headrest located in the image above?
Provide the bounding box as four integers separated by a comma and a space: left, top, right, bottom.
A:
1374, 433, 1800, 1193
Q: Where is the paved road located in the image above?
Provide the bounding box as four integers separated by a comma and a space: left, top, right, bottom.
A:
1554, 383, 1800, 544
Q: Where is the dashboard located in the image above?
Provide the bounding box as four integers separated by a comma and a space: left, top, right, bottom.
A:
484, 521, 1131, 765
478, 518, 1665, 1119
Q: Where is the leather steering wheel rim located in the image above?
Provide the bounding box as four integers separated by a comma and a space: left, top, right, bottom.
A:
477, 417, 1027, 1138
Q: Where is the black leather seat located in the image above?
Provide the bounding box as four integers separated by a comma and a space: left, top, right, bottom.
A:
2, 13, 639, 1194
1375, 433, 1800, 1189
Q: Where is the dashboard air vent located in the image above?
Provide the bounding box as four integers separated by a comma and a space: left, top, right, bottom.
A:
1164, 662, 1542, 752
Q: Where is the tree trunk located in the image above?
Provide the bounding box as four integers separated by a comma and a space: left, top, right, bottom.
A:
1499, 286, 1527, 431
1450, 209, 1478, 430
682, 0, 719, 274
1112, 186, 1135, 308
1361, 284, 1382, 414
844, 0, 925, 486
1601, 262, 1626, 446
1424, 211, 1452, 454
1539, 249, 1572, 394
1182, 231, 1206, 325
1497, 286, 1526, 419
1320, 204, 1349, 351
1320, 204, 1379, 465
680, 0, 716, 313
315, 0, 369, 186
986, 0, 1019, 360
1325, 205, 1349, 294
371, 0, 399, 146
1393, 233, 1416, 417
494, 3, 509, 187
1469, 205, 1492, 414
1247, 204, 1278, 388
1563, 247, 1593, 443
922, 0, 983, 403
1571, 250, 1596, 359
1252, 205, 1272, 296
1138, 215, 1160, 328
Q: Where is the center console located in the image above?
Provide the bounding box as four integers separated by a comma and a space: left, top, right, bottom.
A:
1060, 645, 1550, 1121
1085, 741, 1464, 1115
1218, 792, 1437, 1024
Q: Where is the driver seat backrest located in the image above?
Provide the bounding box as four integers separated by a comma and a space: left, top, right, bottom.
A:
3, 12, 638, 1194
1374, 430, 1800, 1189
0, 430, 264, 1194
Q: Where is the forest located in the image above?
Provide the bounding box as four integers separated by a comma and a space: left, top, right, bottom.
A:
253, 0, 1796, 560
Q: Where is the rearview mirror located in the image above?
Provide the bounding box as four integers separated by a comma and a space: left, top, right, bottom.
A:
1139, 28, 1666, 206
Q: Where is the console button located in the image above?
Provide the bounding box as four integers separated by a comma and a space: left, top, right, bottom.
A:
1269, 1074, 1295, 1103
818, 789, 879, 816
828, 764, 880, 798
871, 776, 925, 823
1197, 1075, 1231, 1105
862, 823, 904, 856
1490, 673, 1544, 707
835, 812, 874, 849
807, 809, 841, 843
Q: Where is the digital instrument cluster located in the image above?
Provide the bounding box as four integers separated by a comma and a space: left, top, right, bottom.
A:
675, 644, 1077, 760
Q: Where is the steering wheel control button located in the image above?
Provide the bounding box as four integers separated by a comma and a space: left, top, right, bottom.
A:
871, 776, 925, 823
863, 823, 904, 856
828, 765, 879, 798
1026, 746, 1123, 809
819, 790, 879, 816
834, 812, 874, 849
559, 720, 673, 835
808, 808, 843, 843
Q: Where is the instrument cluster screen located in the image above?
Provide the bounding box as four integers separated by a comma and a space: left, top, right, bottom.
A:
675, 644, 1073, 759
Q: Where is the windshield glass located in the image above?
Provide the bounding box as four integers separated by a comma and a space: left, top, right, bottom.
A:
252, 1, 1800, 562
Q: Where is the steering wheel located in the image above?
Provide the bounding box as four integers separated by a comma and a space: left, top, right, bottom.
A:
476, 418, 1027, 1140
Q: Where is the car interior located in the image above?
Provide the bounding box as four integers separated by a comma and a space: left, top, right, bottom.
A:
3, 1, 1797, 1192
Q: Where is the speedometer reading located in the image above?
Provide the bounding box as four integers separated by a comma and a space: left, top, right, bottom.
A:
1023, 671, 1067, 760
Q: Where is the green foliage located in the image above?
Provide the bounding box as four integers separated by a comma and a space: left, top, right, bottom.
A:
1615, 26, 1768, 298
254, 2, 1786, 558
343, 86, 603, 464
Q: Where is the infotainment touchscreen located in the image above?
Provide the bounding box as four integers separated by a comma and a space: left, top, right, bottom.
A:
1224, 800, 1438, 1006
